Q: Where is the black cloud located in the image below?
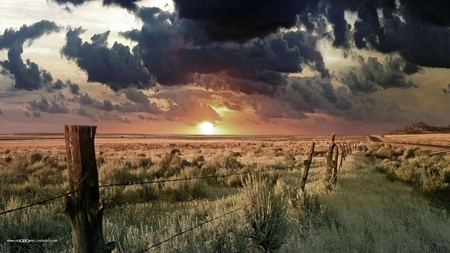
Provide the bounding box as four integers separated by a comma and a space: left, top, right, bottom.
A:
118, 7, 330, 95
61, 28, 152, 91
0, 21, 61, 90
52, 0, 140, 11
27, 98, 69, 114
123, 88, 162, 114
173, 0, 307, 43
340, 56, 418, 93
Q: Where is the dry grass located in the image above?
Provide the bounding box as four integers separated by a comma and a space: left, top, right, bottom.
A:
380, 134, 450, 146
2, 134, 449, 252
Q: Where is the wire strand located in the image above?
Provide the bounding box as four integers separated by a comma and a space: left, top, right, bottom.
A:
138, 207, 241, 252
0, 190, 78, 216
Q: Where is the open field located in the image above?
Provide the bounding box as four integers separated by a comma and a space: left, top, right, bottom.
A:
377, 134, 450, 147
1, 134, 450, 252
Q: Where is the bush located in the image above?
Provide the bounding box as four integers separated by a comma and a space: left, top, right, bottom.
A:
374, 151, 450, 205
240, 173, 289, 252
171, 180, 209, 202
26, 152, 43, 164
159, 149, 190, 177
10, 156, 28, 172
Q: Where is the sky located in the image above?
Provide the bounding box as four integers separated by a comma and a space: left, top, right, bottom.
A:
0, 0, 449, 135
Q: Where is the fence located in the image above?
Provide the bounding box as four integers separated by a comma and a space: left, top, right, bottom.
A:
0, 125, 358, 252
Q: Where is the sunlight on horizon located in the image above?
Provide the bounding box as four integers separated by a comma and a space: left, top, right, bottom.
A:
199, 121, 215, 135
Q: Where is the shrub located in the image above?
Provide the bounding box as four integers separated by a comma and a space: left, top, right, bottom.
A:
26, 152, 43, 164
122, 185, 159, 204
137, 157, 153, 169
374, 151, 450, 204
240, 173, 288, 252
171, 180, 209, 202
191, 155, 205, 167
284, 153, 297, 167
159, 149, 190, 177
10, 156, 28, 172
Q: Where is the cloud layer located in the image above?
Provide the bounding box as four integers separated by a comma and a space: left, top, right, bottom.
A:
1, 0, 449, 132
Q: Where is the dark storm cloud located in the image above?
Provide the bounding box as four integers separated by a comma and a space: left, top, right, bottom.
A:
173, 0, 307, 43
250, 95, 308, 120
324, 1, 351, 48
68, 81, 80, 95
289, 76, 341, 112
102, 0, 140, 10
401, 0, 450, 27
120, 7, 330, 95
99, 112, 131, 123
123, 88, 162, 114
27, 97, 69, 114
61, 28, 152, 91
340, 55, 418, 93
52, 0, 140, 11
33, 111, 42, 118
0, 20, 60, 49
0, 21, 61, 91
0, 47, 53, 90
76, 107, 96, 120
71, 90, 161, 115
326, 0, 450, 69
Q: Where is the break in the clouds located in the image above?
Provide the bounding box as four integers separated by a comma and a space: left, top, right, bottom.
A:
0, 20, 61, 91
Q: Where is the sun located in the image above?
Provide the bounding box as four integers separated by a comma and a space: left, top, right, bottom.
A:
199, 121, 215, 135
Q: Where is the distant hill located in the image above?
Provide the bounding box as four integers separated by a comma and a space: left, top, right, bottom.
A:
390, 122, 450, 134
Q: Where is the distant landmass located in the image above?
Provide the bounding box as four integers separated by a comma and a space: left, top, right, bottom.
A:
390, 122, 450, 134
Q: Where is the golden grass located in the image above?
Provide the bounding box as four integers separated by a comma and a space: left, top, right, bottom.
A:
1, 134, 449, 252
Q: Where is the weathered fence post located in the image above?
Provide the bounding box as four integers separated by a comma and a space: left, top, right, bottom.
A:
332, 145, 339, 184
62, 125, 115, 253
323, 133, 335, 191
338, 143, 345, 170
299, 142, 315, 192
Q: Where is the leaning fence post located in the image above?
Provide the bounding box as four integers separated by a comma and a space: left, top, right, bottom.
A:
299, 142, 315, 192
62, 125, 115, 253
323, 133, 335, 191
332, 145, 339, 184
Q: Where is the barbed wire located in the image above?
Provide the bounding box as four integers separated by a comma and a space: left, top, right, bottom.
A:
138, 172, 301, 252
0, 190, 78, 216
0, 155, 342, 217
0, 164, 307, 216
138, 207, 241, 252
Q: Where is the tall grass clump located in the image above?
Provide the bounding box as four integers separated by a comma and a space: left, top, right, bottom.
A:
0, 198, 71, 253
158, 149, 190, 177
367, 145, 450, 207
240, 173, 289, 252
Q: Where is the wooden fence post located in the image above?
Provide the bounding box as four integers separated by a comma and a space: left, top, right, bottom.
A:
338, 143, 345, 170
299, 142, 315, 192
62, 125, 115, 253
323, 133, 335, 191
332, 145, 339, 184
